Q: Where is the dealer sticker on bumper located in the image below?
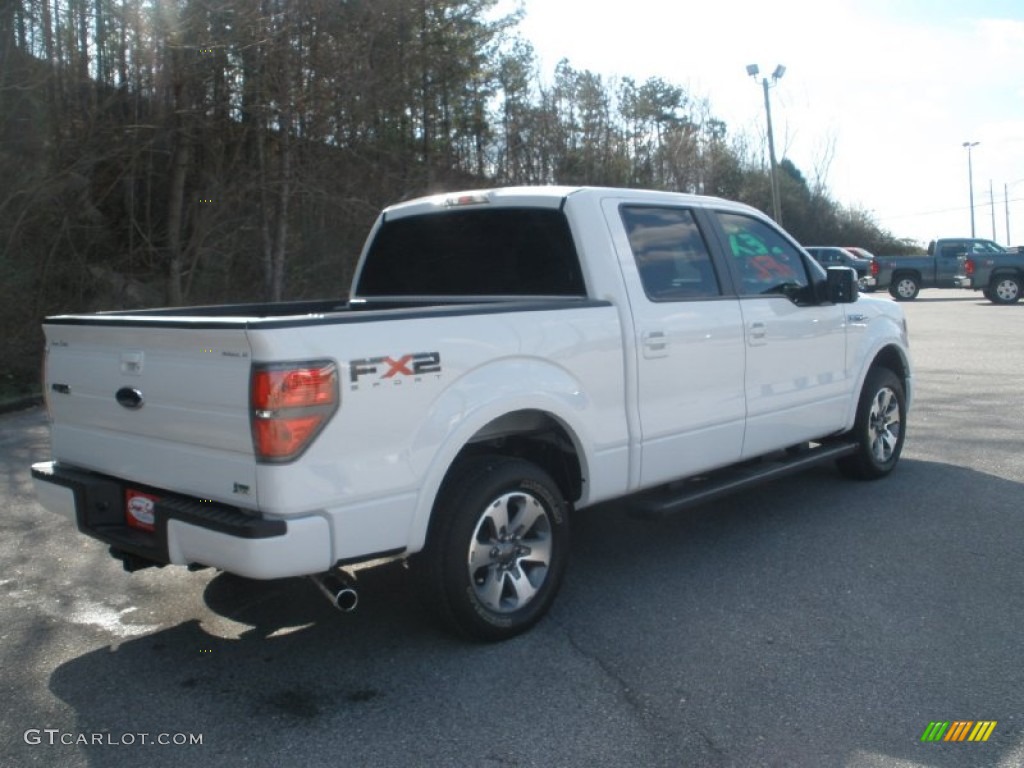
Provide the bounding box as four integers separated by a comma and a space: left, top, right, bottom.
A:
125, 489, 158, 532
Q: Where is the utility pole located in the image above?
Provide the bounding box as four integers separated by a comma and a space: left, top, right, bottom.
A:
1006, 183, 1011, 245
990, 180, 996, 240
962, 141, 979, 237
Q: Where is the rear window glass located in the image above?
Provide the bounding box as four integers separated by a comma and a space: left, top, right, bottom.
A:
356, 208, 586, 297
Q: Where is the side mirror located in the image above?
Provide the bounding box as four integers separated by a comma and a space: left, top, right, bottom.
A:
826, 266, 857, 304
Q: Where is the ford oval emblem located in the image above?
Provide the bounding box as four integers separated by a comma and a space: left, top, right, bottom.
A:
115, 387, 144, 410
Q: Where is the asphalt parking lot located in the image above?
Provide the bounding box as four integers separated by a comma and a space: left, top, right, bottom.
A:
2, 288, 1022, 768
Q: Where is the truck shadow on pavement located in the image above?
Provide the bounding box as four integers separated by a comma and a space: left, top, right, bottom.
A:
43, 458, 1024, 767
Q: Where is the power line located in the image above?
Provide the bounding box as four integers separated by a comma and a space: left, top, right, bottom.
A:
878, 196, 1024, 222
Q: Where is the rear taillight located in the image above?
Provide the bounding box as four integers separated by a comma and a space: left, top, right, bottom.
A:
965, 258, 975, 276
871, 260, 879, 277
251, 361, 339, 462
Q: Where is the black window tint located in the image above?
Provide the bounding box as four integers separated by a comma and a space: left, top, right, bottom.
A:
357, 208, 585, 297
715, 211, 811, 299
620, 206, 721, 300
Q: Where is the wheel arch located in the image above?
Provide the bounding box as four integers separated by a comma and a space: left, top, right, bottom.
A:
987, 269, 1023, 289
406, 384, 596, 556
871, 343, 910, 387
844, 342, 912, 429
892, 268, 923, 282
447, 409, 584, 502
989, 267, 1024, 281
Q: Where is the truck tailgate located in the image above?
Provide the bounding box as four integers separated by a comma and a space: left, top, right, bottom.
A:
43, 320, 259, 508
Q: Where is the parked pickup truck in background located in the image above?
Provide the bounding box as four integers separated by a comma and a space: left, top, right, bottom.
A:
873, 238, 976, 300
31, 186, 912, 640
961, 243, 1024, 304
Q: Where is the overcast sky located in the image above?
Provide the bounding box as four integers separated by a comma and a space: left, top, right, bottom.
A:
497, 0, 1024, 248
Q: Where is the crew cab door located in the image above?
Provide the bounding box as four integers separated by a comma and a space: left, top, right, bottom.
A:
935, 240, 969, 286
707, 210, 850, 459
606, 201, 746, 488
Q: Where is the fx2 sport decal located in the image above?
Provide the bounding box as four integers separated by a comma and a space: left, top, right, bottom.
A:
349, 352, 442, 389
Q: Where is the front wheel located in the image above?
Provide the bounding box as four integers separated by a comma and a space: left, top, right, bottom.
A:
421, 456, 570, 641
889, 275, 920, 301
836, 367, 906, 480
988, 276, 1021, 305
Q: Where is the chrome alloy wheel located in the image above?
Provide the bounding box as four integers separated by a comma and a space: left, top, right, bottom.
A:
467, 491, 553, 613
868, 385, 901, 463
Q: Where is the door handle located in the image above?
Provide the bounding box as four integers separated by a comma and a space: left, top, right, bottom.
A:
641, 330, 668, 358
748, 321, 767, 346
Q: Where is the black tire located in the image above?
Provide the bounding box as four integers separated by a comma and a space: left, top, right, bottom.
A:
836, 367, 906, 480
988, 275, 1021, 305
421, 455, 570, 641
888, 274, 920, 301
983, 287, 995, 301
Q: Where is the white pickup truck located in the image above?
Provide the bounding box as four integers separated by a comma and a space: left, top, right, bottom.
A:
32, 186, 912, 640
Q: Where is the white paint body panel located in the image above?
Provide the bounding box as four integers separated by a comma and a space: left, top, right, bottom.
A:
34, 186, 911, 579
738, 297, 850, 458
165, 517, 333, 579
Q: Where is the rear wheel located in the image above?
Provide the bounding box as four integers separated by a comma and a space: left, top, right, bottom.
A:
988, 275, 1021, 305
421, 455, 569, 641
889, 275, 919, 301
837, 367, 906, 480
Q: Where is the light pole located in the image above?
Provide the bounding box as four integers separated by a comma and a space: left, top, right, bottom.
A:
963, 141, 979, 237
747, 64, 785, 224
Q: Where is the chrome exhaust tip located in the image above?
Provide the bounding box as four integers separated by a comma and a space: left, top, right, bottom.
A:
309, 571, 359, 613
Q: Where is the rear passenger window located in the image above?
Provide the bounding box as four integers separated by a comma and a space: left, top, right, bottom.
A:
620, 206, 721, 300
715, 211, 812, 301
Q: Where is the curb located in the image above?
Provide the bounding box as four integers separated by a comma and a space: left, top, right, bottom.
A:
0, 394, 44, 415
